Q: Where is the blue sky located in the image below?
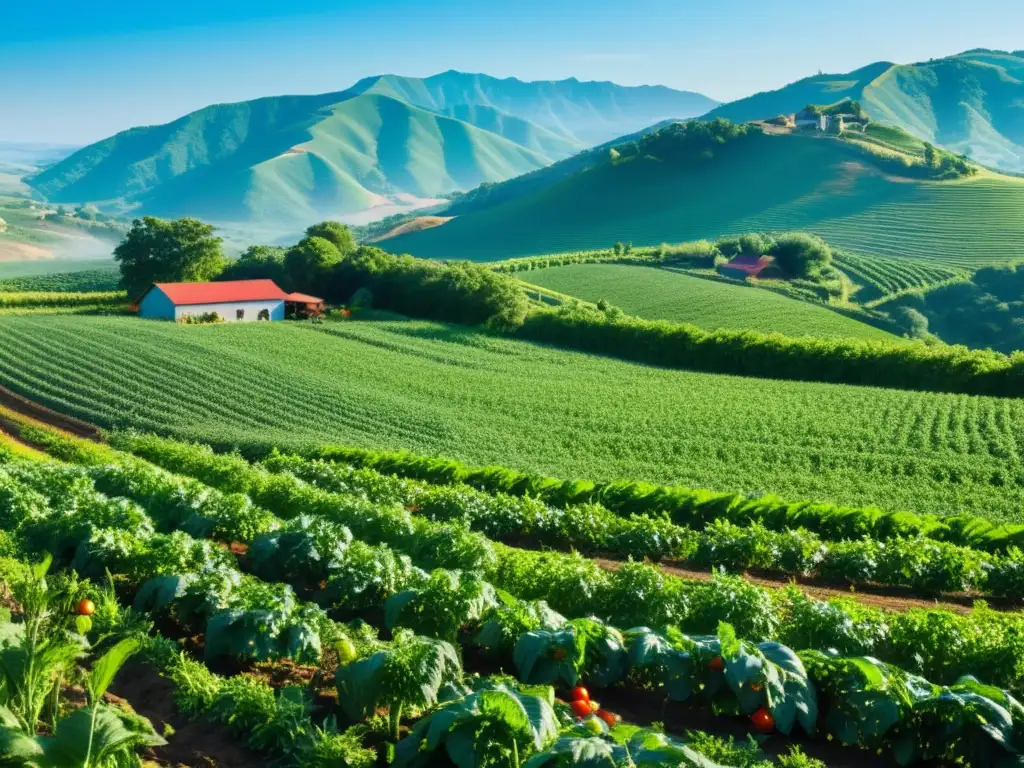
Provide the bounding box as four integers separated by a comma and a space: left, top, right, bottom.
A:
3, 0, 1023, 144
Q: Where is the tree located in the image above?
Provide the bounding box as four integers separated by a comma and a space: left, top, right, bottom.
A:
923, 142, 938, 168
114, 216, 226, 296
284, 236, 342, 291
304, 221, 355, 254
218, 244, 289, 286
769, 232, 833, 279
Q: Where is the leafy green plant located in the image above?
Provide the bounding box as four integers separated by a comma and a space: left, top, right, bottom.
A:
0, 637, 165, 767
336, 630, 462, 741
513, 619, 627, 689
385, 570, 499, 642
393, 682, 559, 768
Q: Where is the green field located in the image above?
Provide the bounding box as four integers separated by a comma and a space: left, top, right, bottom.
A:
386, 133, 1024, 265
0, 314, 1021, 521
523, 263, 895, 339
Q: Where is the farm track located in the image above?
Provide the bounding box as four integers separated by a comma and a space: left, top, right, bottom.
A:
0, 383, 102, 441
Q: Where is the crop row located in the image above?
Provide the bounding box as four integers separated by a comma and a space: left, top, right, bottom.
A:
0, 448, 827, 766
833, 251, 964, 299
255, 450, 1024, 599
0, 452, 1019, 766
4, 314, 1024, 523
237, 436, 1024, 555
97, 432, 1024, 692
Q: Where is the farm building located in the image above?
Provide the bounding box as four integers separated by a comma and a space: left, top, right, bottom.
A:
136, 279, 323, 322
717, 254, 774, 280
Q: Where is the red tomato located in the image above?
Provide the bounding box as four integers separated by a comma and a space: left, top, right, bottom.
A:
76, 599, 95, 616
750, 707, 775, 733
570, 699, 592, 718
569, 685, 589, 702
708, 656, 725, 672
595, 709, 620, 727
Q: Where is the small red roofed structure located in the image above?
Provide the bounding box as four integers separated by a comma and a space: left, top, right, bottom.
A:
718, 254, 774, 280
285, 292, 326, 318
136, 279, 323, 322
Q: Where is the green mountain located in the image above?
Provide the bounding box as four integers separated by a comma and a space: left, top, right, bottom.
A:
351, 71, 719, 146
707, 50, 1024, 172
381, 121, 1024, 266
28, 72, 716, 227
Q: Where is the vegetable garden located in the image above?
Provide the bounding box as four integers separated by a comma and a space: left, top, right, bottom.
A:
1, 421, 1024, 766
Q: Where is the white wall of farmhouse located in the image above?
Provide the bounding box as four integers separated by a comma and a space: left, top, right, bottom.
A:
174, 300, 285, 322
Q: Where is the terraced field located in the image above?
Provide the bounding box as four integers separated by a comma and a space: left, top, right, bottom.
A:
833, 251, 967, 304
386, 134, 1024, 266
0, 314, 1021, 521
524, 263, 895, 339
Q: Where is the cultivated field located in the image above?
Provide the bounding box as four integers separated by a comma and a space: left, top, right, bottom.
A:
385, 134, 1024, 265
0, 314, 1021, 521
524, 263, 895, 339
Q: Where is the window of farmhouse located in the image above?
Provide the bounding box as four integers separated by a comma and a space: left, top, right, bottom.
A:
258, 309, 270, 321
236, 308, 245, 320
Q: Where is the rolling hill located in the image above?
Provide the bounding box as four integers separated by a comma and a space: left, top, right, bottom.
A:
27, 72, 717, 229
523, 263, 896, 340
707, 50, 1024, 172
383, 123, 1024, 265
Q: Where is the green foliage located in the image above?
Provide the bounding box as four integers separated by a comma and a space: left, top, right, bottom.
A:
305, 221, 356, 254
393, 682, 559, 768
336, 630, 462, 739
768, 233, 832, 279
113, 216, 226, 297
218, 245, 289, 286
525, 263, 892, 340
515, 301, 1024, 398
284, 236, 343, 292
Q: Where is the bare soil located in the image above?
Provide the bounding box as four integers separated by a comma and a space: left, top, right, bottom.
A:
109, 661, 260, 767
0, 384, 102, 441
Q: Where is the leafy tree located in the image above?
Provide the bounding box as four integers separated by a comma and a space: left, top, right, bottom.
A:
923, 142, 938, 168
284, 237, 342, 292
114, 216, 226, 296
305, 221, 355, 255
769, 233, 832, 278
218, 245, 289, 287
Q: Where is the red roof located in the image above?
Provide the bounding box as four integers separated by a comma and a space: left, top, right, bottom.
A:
720, 254, 773, 277
145, 279, 289, 306
285, 292, 324, 304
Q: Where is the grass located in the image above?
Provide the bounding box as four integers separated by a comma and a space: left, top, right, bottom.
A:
0, 314, 1020, 522
386, 133, 1024, 266
523, 263, 895, 339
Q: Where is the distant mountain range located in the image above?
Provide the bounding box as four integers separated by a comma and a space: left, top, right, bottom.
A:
707, 49, 1024, 172
27, 72, 717, 227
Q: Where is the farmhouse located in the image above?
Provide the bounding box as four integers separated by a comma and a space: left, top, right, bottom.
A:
136, 279, 323, 322
718, 254, 774, 280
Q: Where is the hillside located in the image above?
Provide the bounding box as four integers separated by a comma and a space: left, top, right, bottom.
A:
351, 70, 719, 146
27, 71, 717, 229
524, 263, 896, 340
384, 125, 1024, 264
707, 50, 1024, 172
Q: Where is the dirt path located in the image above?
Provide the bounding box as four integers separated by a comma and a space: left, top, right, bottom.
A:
0, 384, 102, 441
